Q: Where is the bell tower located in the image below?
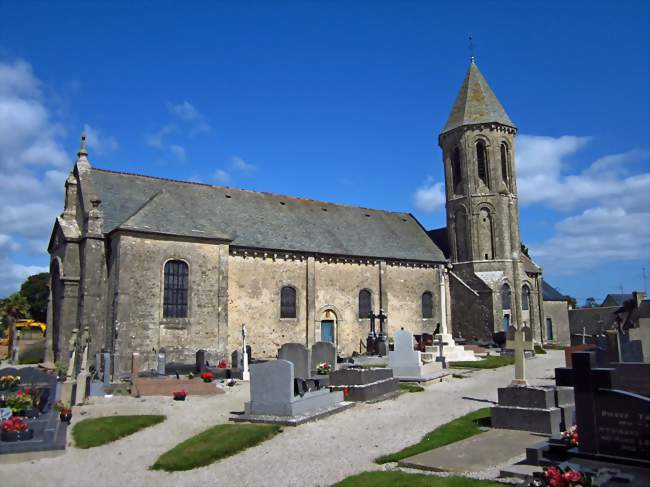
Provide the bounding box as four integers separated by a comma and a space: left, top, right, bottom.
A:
439, 59, 537, 341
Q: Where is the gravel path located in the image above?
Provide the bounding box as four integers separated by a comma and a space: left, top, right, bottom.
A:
9, 351, 565, 487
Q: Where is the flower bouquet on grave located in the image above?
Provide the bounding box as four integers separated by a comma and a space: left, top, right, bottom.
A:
54, 400, 72, 423
1, 416, 34, 442
530, 465, 593, 487
560, 425, 579, 447
173, 389, 187, 401
0, 375, 20, 391
217, 359, 227, 369
316, 362, 332, 375
6, 390, 33, 415
200, 371, 215, 383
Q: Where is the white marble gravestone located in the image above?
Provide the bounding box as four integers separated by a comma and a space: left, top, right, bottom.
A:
389, 329, 442, 379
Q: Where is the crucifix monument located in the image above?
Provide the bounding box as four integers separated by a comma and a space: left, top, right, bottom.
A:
506, 323, 533, 386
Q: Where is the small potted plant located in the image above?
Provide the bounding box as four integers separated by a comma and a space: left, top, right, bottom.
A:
54, 401, 72, 423
6, 390, 33, 416
316, 362, 332, 375
1, 416, 34, 442
0, 375, 21, 391
560, 426, 579, 448
200, 371, 214, 383
173, 389, 187, 401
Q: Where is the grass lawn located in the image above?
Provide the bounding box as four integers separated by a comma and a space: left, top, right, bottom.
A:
449, 355, 514, 369
333, 471, 504, 486
73, 415, 166, 449
400, 383, 425, 393
151, 423, 281, 471
375, 408, 490, 464
534, 345, 547, 354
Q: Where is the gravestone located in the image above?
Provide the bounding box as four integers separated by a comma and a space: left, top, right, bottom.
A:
157, 350, 166, 375
231, 349, 241, 370
329, 367, 399, 402
311, 341, 337, 373
236, 359, 346, 424
506, 325, 533, 386
278, 343, 311, 379
388, 329, 443, 380
556, 350, 650, 462
196, 349, 207, 373
491, 386, 570, 435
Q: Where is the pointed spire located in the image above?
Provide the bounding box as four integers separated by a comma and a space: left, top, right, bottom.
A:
441, 61, 515, 135
75, 130, 91, 171
77, 131, 88, 158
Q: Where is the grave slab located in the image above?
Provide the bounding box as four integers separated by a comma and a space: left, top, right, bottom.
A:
278, 343, 311, 379
398, 428, 546, 472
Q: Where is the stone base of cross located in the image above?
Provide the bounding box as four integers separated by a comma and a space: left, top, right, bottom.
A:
506, 325, 533, 386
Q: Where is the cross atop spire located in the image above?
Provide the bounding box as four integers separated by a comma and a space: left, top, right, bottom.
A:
469, 35, 475, 64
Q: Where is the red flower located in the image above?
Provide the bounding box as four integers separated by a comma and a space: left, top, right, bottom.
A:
16, 390, 23, 396
564, 470, 582, 482
343, 387, 350, 397
218, 359, 227, 369
2, 416, 29, 433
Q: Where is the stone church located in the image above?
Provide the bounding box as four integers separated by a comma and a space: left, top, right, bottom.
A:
46, 59, 545, 374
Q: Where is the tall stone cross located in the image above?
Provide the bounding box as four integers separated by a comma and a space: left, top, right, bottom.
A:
506, 324, 533, 386
241, 324, 250, 381
377, 309, 387, 337
555, 351, 614, 453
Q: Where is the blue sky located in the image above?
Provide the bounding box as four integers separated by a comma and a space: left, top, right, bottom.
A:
0, 1, 649, 303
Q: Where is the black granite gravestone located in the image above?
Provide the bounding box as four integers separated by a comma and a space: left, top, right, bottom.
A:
555, 351, 650, 463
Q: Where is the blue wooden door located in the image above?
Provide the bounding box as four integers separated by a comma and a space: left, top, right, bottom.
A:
321, 320, 334, 343
502, 314, 510, 332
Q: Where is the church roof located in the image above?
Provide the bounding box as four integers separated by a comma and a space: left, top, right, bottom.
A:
542, 280, 566, 301
90, 168, 446, 262
442, 61, 515, 134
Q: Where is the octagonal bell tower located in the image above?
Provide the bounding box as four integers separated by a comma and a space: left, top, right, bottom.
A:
439, 59, 534, 341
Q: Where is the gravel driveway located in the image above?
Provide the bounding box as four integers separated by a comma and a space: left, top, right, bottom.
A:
8, 351, 565, 487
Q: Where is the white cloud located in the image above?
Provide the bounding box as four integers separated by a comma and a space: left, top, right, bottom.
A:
83, 123, 118, 154
231, 156, 255, 174
0, 59, 69, 296
168, 101, 211, 134
517, 135, 650, 211
169, 144, 186, 161
145, 124, 176, 149
530, 207, 650, 274
213, 169, 231, 185
413, 178, 446, 212
518, 134, 650, 273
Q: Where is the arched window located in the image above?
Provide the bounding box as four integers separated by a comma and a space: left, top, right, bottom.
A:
521, 285, 531, 311
163, 260, 189, 318
454, 208, 468, 262
422, 291, 434, 319
500, 143, 509, 187
452, 147, 463, 193
280, 286, 297, 318
358, 289, 372, 319
476, 140, 489, 187
501, 283, 511, 310
478, 208, 494, 260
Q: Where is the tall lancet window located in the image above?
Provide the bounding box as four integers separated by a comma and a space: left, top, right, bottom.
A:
521, 285, 531, 311
478, 208, 494, 260
501, 283, 512, 309
421, 291, 434, 319
500, 143, 510, 188
163, 260, 189, 318
452, 147, 463, 194
476, 140, 489, 188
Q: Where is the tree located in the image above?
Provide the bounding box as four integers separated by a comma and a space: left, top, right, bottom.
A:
583, 297, 598, 308
20, 272, 49, 322
0, 293, 31, 337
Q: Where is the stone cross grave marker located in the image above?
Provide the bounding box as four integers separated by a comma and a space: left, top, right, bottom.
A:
506, 325, 533, 386
555, 350, 644, 457
434, 335, 447, 367
311, 341, 336, 373
278, 343, 311, 380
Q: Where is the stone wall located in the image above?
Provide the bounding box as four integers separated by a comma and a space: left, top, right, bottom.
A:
110, 232, 227, 373
543, 300, 571, 345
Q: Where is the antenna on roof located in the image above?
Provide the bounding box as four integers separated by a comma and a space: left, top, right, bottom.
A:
469, 34, 475, 64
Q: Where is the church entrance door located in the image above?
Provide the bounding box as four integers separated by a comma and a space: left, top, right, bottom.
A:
321, 320, 334, 343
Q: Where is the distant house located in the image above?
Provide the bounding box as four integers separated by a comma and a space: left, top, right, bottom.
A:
542, 280, 570, 345
601, 293, 633, 307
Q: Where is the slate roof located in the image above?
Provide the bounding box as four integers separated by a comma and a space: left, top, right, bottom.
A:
442, 61, 515, 134
601, 294, 633, 307
542, 280, 566, 301
568, 306, 619, 342
90, 168, 446, 262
